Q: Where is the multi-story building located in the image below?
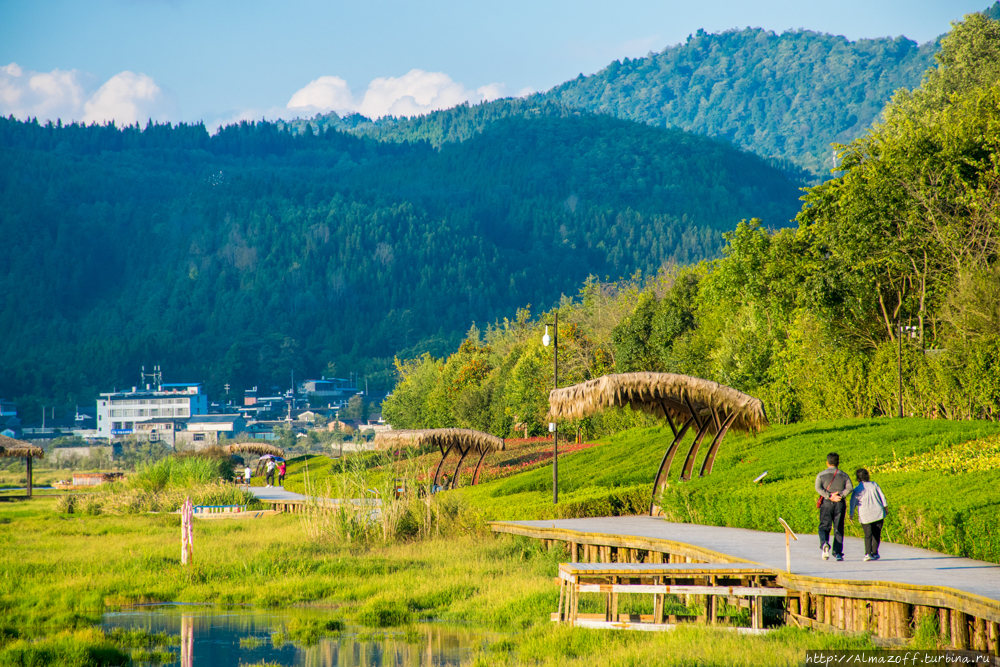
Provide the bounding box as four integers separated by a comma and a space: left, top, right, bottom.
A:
96, 383, 208, 440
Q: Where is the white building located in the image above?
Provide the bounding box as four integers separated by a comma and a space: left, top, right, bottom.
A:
96, 382, 208, 440
176, 414, 247, 448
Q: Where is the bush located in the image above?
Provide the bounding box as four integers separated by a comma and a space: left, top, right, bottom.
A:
356, 600, 412, 627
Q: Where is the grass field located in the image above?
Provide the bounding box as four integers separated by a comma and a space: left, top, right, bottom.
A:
0, 496, 877, 666
3, 416, 998, 665
280, 417, 1000, 560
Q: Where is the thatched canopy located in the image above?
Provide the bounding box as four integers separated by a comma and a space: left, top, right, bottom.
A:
0, 434, 44, 459
547, 372, 768, 434
375, 428, 505, 489
223, 442, 285, 457
374, 428, 505, 454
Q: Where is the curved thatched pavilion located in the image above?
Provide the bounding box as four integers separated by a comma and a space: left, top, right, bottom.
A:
547, 372, 768, 515
0, 434, 45, 497
374, 428, 506, 489
222, 442, 286, 458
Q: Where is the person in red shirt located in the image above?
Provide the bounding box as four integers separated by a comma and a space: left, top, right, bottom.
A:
278, 461, 286, 487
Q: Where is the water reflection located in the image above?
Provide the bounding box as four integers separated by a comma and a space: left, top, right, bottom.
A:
102, 606, 490, 667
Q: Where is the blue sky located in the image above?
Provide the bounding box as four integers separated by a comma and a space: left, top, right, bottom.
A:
0, 0, 987, 129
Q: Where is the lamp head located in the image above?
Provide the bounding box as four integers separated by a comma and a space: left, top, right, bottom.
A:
542, 325, 551, 347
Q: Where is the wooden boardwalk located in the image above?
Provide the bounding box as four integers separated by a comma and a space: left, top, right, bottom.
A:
492, 517, 1000, 651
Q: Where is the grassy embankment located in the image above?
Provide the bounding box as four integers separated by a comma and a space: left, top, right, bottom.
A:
454, 417, 1000, 562
280, 417, 1000, 561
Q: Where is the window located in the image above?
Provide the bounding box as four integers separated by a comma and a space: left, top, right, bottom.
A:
193, 433, 205, 442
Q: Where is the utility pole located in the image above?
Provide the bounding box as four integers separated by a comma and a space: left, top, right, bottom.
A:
543, 312, 559, 504
897, 302, 903, 419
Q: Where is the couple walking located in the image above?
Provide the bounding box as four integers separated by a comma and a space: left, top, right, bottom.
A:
815, 452, 889, 562
265, 459, 285, 488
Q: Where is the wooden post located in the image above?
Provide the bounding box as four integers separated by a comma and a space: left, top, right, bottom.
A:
557, 579, 566, 623
180, 497, 193, 565
952, 611, 969, 649
610, 576, 619, 622
788, 595, 801, 617
26, 456, 33, 497
939, 608, 951, 642
987, 621, 998, 656
973, 617, 987, 652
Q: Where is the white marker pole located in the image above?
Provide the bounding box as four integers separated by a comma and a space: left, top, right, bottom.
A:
778, 517, 798, 573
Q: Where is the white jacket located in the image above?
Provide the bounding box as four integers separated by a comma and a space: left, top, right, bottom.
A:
850, 481, 888, 524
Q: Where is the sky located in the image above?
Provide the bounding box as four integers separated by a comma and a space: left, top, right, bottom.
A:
0, 0, 988, 131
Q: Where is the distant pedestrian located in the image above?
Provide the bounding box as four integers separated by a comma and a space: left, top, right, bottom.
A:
278, 461, 286, 487
850, 468, 888, 562
265, 459, 276, 488
815, 452, 853, 561
244, 464, 252, 490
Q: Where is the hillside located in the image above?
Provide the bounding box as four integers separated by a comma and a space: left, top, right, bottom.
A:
297, 4, 999, 176
0, 110, 800, 416
544, 29, 936, 175
453, 419, 1000, 562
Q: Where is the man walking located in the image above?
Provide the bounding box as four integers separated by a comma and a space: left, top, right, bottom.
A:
265, 458, 276, 488
815, 452, 853, 561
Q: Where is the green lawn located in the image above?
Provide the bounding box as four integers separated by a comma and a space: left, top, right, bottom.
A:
455, 418, 1000, 561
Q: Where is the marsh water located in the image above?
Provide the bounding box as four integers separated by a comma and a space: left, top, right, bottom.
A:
101, 605, 491, 666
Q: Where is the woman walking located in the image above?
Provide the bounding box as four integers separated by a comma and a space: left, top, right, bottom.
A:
278, 461, 286, 487
850, 468, 889, 561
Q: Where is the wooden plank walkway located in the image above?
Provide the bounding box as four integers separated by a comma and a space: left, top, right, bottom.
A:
492, 516, 1000, 646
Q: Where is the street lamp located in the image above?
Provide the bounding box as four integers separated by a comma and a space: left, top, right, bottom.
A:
542, 313, 559, 504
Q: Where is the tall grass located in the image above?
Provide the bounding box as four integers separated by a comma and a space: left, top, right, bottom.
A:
74, 450, 255, 515
299, 449, 487, 547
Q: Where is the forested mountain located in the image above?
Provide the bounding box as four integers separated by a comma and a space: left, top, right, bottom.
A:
385, 13, 1000, 435
0, 108, 801, 419
296, 4, 999, 176
543, 30, 938, 175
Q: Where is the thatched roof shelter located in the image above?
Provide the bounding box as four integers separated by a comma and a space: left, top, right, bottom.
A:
0, 435, 45, 459
374, 428, 505, 488
548, 372, 767, 434
0, 434, 45, 497
222, 442, 285, 457
547, 372, 768, 515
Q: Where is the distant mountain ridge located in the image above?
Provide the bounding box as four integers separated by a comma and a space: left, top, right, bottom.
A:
0, 109, 801, 410
294, 3, 1000, 174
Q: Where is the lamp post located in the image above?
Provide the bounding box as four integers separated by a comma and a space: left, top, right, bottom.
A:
542, 313, 558, 504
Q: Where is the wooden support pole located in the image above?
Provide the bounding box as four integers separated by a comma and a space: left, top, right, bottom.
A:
648, 418, 693, 515
987, 621, 998, 656
973, 617, 987, 652
897, 602, 912, 639
788, 595, 800, 617
557, 579, 566, 623
940, 608, 951, 642
952, 611, 969, 650
26, 456, 33, 497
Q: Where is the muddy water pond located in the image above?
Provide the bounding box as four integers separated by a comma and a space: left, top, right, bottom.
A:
102, 605, 493, 666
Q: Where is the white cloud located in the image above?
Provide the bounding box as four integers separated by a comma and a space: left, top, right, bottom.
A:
0, 63, 174, 125
285, 69, 511, 120
0, 62, 87, 121
287, 75, 354, 114
82, 71, 175, 125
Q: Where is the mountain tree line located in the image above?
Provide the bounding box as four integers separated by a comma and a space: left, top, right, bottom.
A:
0, 101, 800, 423
383, 13, 1000, 434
